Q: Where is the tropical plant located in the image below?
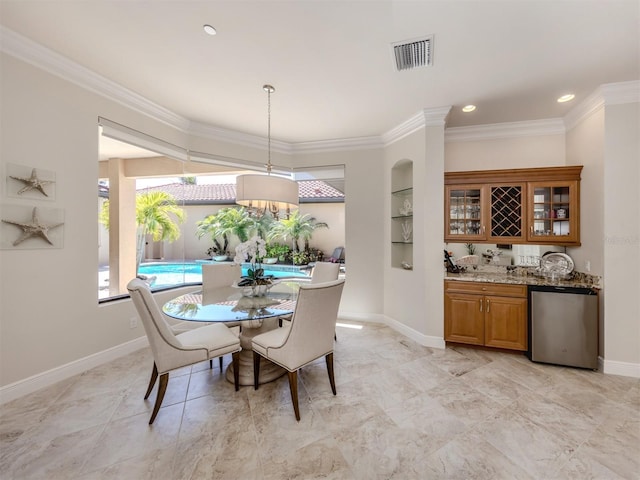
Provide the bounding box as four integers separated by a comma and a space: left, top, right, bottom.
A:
215, 207, 257, 243
100, 191, 185, 271
265, 242, 290, 261
291, 250, 310, 266
196, 213, 229, 257
267, 210, 328, 256
253, 212, 275, 241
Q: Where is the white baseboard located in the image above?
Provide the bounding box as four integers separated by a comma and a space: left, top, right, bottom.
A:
0, 336, 149, 405
338, 311, 385, 323
383, 315, 446, 349
601, 357, 640, 378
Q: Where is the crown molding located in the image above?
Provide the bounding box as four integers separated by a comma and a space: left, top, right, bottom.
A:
188, 120, 292, 155
601, 80, 640, 105
562, 87, 605, 132
563, 80, 639, 131
382, 106, 451, 146
0, 26, 191, 131
291, 136, 383, 154
445, 118, 565, 142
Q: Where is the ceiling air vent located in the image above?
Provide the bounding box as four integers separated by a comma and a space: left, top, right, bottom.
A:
391, 35, 433, 71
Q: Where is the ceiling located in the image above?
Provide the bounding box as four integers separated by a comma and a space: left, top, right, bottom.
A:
1, 1, 638, 145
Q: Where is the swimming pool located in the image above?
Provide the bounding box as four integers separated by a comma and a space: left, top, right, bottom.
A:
137, 262, 309, 288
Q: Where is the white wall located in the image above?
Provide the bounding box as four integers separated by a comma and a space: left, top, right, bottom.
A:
383, 122, 446, 347
445, 134, 565, 171
0, 54, 164, 386
566, 109, 605, 275
291, 148, 385, 318
603, 102, 640, 370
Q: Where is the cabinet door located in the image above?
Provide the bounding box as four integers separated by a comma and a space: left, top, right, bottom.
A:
444, 292, 485, 345
445, 185, 486, 242
487, 183, 525, 243
484, 295, 527, 351
527, 181, 580, 245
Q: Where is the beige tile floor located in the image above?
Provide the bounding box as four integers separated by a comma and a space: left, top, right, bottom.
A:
1, 321, 639, 479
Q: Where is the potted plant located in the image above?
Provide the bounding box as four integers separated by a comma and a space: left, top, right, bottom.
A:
234, 236, 273, 296
264, 242, 290, 264
205, 246, 230, 262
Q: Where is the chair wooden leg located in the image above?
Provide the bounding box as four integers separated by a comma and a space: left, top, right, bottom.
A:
149, 373, 168, 424
144, 363, 158, 400
232, 351, 240, 391
287, 370, 301, 421
326, 353, 337, 395
253, 351, 261, 390
209, 359, 213, 369
334, 331, 337, 341
219, 356, 223, 371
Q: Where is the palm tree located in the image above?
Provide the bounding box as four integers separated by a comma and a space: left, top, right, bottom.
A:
100, 191, 185, 271
214, 207, 257, 243
268, 210, 328, 255
195, 213, 229, 256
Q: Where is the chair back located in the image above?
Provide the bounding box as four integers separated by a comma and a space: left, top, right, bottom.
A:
328, 247, 345, 263
127, 278, 199, 373
202, 263, 241, 289
311, 262, 340, 284
275, 279, 345, 369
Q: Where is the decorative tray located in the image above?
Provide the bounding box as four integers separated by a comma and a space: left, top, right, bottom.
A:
539, 253, 574, 278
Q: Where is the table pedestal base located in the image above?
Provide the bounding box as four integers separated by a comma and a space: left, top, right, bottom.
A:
225, 317, 286, 386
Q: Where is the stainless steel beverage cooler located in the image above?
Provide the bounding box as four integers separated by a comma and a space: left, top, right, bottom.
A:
528, 285, 598, 369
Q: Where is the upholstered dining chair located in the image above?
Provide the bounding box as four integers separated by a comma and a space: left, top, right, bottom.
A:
171, 263, 242, 370
278, 261, 341, 330
127, 278, 241, 424
311, 262, 340, 284
252, 279, 345, 421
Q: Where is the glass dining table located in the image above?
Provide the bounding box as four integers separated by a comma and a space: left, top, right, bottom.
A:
162, 280, 301, 386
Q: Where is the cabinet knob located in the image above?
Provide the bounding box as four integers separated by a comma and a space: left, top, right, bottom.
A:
486, 299, 490, 313
479, 298, 483, 312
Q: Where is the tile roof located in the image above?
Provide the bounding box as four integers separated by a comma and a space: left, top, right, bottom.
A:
136, 180, 344, 204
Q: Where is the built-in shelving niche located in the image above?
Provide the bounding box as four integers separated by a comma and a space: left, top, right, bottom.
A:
391, 160, 413, 269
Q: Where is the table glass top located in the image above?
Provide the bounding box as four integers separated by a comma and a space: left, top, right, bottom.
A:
162, 280, 301, 322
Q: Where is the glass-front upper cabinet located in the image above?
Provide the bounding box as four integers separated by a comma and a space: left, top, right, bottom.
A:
445, 185, 486, 241
527, 180, 580, 244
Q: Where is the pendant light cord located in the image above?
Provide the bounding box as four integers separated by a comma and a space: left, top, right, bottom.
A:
264, 84, 274, 175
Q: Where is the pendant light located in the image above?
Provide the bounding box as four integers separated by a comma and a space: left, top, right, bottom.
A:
235, 85, 298, 218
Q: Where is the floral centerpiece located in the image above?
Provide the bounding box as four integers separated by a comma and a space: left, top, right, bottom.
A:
234, 235, 273, 296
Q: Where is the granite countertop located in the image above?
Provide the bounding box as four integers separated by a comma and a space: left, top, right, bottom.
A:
444, 265, 601, 289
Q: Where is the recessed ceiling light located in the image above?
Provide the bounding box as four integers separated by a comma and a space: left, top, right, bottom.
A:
462, 105, 476, 113
557, 94, 575, 103
203, 24, 217, 36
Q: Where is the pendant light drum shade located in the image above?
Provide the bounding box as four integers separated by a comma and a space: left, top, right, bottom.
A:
236, 174, 299, 212
235, 84, 299, 216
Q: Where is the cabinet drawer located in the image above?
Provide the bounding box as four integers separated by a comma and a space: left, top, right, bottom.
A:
445, 280, 526, 298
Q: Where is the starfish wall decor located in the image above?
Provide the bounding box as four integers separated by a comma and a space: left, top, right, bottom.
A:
2, 206, 64, 246
9, 167, 55, 197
